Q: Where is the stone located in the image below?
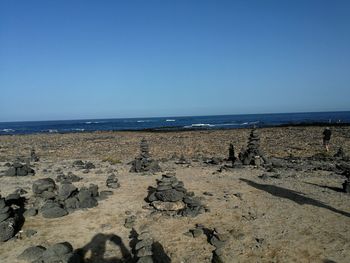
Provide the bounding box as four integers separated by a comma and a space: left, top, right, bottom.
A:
137, 256, 154, 263
24, 208, 38, 217
5, 167, 16, 176
41, 205, 68, 218
0, 212, 10, 222
77, 188, 98, 208
18, 246, 46, 261
25, 229, 38, 237
65, 197, 79, 209
191, 228, 203, 238
0, 198, 5, 209
33, 178, 56, 195
0, 220, 15, 242
130, 139, 161, 173
58, 183, 78, 200
135, 238, 154, 250
42, 242, 73, 258
155, 189, 184, 202
137, 246, 153, 257
89, 184, 99, 197
152, 201, 185, 211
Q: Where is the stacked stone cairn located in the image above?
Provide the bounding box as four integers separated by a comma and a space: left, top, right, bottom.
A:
32, 178, 100, 218
30, 148, 40, 162
228, 143, 237, 166
210, 227, 231, 263
3, 162, 35, 177
146, 172, 205, 217
239, 129, 267, 166
18, 242, 81, 263
106, 173, 120, 189
133, 230, 154, 262
0, 195, 18, 242
130, 139, 161, 173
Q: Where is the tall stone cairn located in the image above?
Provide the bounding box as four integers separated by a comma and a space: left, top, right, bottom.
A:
130, 139, 161, 173
239, 129, 266, 166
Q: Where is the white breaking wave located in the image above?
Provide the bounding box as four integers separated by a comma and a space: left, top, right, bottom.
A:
1, 129, 15, 132
85, 121, 100, 124
48, 129, 58, 133
137, 120, 151, 123
184, 123, 215, 128
73, 128, 85, 131
165, 119, 176, 122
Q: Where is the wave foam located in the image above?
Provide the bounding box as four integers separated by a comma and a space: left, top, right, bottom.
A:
1, 129, 15, 132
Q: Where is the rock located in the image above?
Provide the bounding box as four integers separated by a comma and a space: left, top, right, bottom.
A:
18, 246, 46, 261
41, 204, 68, 218
64, 197, 79, 210
239, 129, 267, 165
106, 174, 120, 189
137, 246, 153, 257
0, 220, 15, 242
25, 229, 38, 237
137, 256, 154, 263
152, 201, 185, 211
77, 188, 98, 208
155, 189, 184, 202
4, 167, 16, 177
42, 242, 73, 258
58, 183, 78, 200
24, 208, 38, 217
191, 228, 203, 238
89, 184, 99, 197
124, 215, 136, 228
84, 162, 95, 169
33, 178, 56, 195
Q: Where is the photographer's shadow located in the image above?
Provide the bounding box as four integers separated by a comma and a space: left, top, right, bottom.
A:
72, 233, 132, 263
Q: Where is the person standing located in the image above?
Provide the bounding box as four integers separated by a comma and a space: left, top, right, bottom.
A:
322, 127, 332, 152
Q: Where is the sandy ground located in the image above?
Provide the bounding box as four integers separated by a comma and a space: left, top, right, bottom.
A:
0, 127, 349, 263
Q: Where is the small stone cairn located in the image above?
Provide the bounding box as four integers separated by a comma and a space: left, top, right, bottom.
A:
130, 139, 161, 174
146, 172, 205, 217
31, 178, 100, 218
239, 129, 266, 166
228, 143, 237, 166
0, 195, 18, 242
106, 173, 120, 189
30, 148, 40, 162
3, 162, 35, 177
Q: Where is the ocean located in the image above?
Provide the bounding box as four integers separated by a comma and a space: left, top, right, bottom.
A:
0, 111, 349, 135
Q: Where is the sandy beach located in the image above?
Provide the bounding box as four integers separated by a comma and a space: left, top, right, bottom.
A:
0, 126, 350, 263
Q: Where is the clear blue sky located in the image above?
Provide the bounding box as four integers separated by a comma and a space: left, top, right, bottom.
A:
1, 0, 349, 122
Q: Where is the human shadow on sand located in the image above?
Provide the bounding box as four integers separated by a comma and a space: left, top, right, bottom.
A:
72, 233, 132, 263
303, 182, 344, 193
240, 178, 350, 218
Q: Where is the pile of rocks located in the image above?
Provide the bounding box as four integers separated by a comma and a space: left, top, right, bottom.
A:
146, 173, 206, 217
72, 160, 96, 170
106, 174, 120, 189
130, 139, 161, 174
175, 154, 191, 165
0, 195, 18, 242
30, 148, 39, 162
239, 129, 267, 166
209, 227, 231, 263
32, 178, 100, 218
343, 180, 350, 193
3, 162, 35, 177
18, 242, 81, 263
133, 231, 154, 262
56, 172, 82, 183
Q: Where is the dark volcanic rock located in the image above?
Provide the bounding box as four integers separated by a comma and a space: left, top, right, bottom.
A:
33, 178, 56, 196
18, 246, 46, 261
4, 162, 35, 177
